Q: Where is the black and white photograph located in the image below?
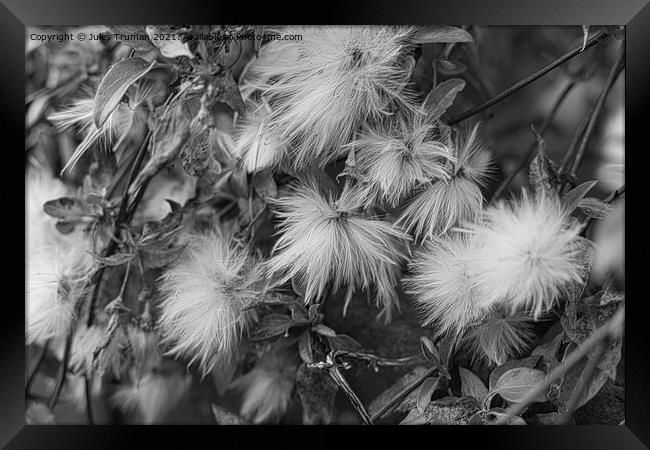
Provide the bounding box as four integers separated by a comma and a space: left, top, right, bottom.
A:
23, 23, 628, 428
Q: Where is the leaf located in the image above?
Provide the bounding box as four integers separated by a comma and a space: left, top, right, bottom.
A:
435, 58, 468, 76
253, 26, 265, 57
211, 404, 247, 425
43, 197, 91, 220
213, 71, 246, 116
557, 357, 609, 413
459, 366, 488, 404
563, 180, 598, 213
489, 355, 542, 391
326, 334, 363, 352
490, 367, 547, 404
295, 363, 338, 424
578, 197, 612, 219
313, 324, 336, 337
420, 336, 442, 368
368, 366, 431, 416
528, 135, 561, 198
298, 332, 314, 363
531, 333, 565, 374
535, 411, 566, 425
411, 26, 474, 44
423, 78, 466, 122
251, 313, 302, 341
561, 292, 623, 379
417, 376, 440, 413
146, 26, 194, 59
94, 252, 135, 267
129, 105, 191, 195
139, 243, 187, 269
94, 57, 157, 129
252, 169, 278, 199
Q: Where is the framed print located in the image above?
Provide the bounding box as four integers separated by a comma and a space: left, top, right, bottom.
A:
4, 0, 649, 447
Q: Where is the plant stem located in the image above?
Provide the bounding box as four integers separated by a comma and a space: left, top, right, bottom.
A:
47, 330, 73, 410
85, 375, 95, 424
370, 367, 438, 422
447, 30, 608, 126
26, 341, 50, 394
490, 80, 576, 202
494, 307, 623, 424
327, 364, 373, 424
562, 44, 625, 191
87, 132, 152, 328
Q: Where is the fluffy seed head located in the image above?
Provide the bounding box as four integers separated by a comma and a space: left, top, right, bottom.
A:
469, 192, 584, 318
266, 178, 408, 321
229, 343, 297, 424
397, 124, 491, 240
403, 234, 486, 336
26, 169, 71, 251
157, 229, 263, 376
111, 372, 191, 424
464, 309, 538, 366
347, 111, 453, 208
241, 26, 418, 169
26, 241, 93, 345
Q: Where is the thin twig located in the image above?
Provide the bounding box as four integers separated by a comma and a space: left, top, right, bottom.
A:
328, 364, 373, 425
26, 341, 50, 394
490, 81, 576, 202
494, 307, 624, 424
562, 44, 625, 191
85, 375, 95, 424
447, 30, 608, 126
47, 330, 73, 410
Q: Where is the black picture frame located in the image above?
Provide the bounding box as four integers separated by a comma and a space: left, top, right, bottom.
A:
5, 1, 649, 447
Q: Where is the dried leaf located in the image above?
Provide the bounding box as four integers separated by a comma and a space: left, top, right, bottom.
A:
251, 313, 307, 342
43, 197, 93, 220
403, 396, 480, 425
557, 357, 609, 413
93, 57, 157, 128
423, 78, 466, 122
528, 137, 561, 198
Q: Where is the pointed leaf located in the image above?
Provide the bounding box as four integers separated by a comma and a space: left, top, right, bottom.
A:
563, 180, 598, 213
423, 78, 466, 122
417, 376, 440, 413
412, 26, 474, 44
459, 366, 488, 404
146, 26, 194, 59
491, 367, 547, 404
